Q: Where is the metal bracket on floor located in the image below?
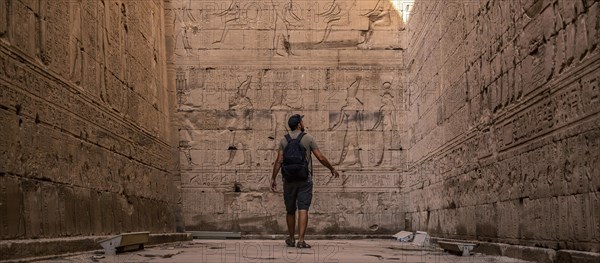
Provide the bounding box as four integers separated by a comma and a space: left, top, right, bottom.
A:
438, 241, 477, 256
98, 231, 150, 255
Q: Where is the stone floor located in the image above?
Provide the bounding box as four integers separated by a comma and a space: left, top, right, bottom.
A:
40, 239, 532, 263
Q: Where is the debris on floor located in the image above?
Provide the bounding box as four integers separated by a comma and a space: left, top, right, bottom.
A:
412, 231, 430, 246
392, 231, 414, 242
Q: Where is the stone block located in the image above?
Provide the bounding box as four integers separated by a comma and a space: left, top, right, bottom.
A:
81, 3, 98, 56
0, 236, 105, 261
590, 192, 600, 242
124, 197, 141, 233
575, 0, 587, 16
475, 204, 498, 238
587, 3, 599, 53
504, 245, 557, 263
576, 15, 589, 62
519, 42, 552, 96
61, 186, 80, 237
88, 191, 103, 234
10, 0, 36, 56
523, 198, 548, 240
44, 2, 72, 73
558, 0, 577, 24
0, 108, 18, 176
99, 191, 115, 235
41, 183, 61, 237
578, 193, 594, 242
0, 176, 25, 239
565, 22, 577, 66
103, 70, 128, 113
1, 232, 192, 261
472, 241, 506, 256
557, 250, 600, 263
542, 3, 556, 40
73, 187, 92, 236
555, 29, 567, 75
22, 180, 43, 238
557, 195, 574, 242
412, 231, 430, 246
0, 0, 7, 37
547, 196, 561, 242
497, 200, 519, 239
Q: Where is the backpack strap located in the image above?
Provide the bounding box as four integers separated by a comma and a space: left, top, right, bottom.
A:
296, 132, 306, 142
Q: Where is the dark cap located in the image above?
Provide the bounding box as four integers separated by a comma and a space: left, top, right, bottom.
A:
288, 114, 304, 129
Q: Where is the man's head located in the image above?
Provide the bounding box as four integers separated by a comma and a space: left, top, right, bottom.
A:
288, 114, 304, 131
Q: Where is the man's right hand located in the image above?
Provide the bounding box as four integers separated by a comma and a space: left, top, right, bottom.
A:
331, 169, 340, 178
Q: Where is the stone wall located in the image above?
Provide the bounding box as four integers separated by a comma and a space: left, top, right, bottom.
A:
166, 0, 408, 234
0, 0, 180, 240
403, 0, 600, 252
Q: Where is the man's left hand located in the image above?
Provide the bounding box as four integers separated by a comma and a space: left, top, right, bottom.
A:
270, 179, 277, 192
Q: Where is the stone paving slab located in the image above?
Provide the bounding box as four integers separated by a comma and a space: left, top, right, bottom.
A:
39, 240, 533, 263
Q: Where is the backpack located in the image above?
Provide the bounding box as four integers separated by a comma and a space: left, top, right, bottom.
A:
281, 132, 310, 182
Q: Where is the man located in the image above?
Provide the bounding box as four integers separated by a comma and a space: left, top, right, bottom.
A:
270, 114, 339, 248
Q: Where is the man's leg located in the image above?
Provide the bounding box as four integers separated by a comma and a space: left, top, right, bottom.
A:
296, 181, 313, 247
297, 210, 308, 242
283, 182, 298, 245
286, 213, 296, 242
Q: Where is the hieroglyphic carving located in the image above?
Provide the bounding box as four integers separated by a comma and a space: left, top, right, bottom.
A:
401, 0, 600, 248
176, 69, 188, 108
2, 0, 178, 239
212, 0, 243, 44
184, 169, 403, 191
174, 0, 193, 52
507, 73, 600, 150
269, 89, 294, 141
221, 75, 254, 166
0, 0, 8, 38
370, 82, 398, 167
149, 6, 163, 108
169, 0, 410, 233
98, 0, 111, 104
316, 0, 357, 44
271, 0, 303, 56
69, 0, 82, 85
358, 0, 392, 48
168, 0, 406, 55
329, 76, 364, 167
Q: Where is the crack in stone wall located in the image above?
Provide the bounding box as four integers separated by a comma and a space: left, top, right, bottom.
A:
403, 0, 600, 253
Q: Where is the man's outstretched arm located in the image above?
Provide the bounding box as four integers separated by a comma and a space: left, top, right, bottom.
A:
271, 150, 284, 192
312, 149, 340, 178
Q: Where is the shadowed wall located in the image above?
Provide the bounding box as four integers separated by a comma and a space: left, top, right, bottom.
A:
403, 0, 600, 253
0, 0, 181, 239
